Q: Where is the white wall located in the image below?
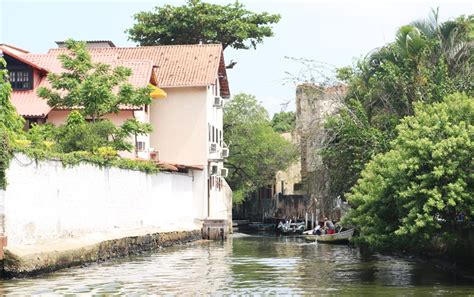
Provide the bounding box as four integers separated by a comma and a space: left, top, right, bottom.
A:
209, 178, 232, 221
4, 154, 199, 246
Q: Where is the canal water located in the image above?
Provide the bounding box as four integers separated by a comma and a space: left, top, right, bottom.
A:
2, 234, 473, 295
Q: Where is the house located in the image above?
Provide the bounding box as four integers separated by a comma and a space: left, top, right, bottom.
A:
0, 41, 231, 222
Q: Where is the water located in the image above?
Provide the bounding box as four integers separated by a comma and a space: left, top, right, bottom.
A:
1, 234, 473, 295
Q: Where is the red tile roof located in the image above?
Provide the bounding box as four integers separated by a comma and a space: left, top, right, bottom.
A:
11, 90, 51, 118
48, 44, 230, 97
0, 44, 30, 55
21, 53, 119, 73
8, 53, 154, 117
5, 43, 230, 117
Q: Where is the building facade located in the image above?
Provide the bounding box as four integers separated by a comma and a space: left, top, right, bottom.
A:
0, 41, 231, 222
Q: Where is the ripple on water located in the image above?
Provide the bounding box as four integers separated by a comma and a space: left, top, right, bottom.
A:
1, 236, 473, 295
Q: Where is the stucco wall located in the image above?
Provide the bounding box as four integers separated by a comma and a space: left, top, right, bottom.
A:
4, 154, 199, 246
149, 87, 208, 165
47, 110, 135, 127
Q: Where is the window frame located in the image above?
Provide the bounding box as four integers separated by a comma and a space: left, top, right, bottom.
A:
8, 66, 33, 90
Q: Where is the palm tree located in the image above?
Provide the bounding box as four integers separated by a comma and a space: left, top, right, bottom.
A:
411, 9, 473, 76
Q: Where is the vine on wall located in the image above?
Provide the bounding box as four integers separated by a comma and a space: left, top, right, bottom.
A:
0, 130, 10, 190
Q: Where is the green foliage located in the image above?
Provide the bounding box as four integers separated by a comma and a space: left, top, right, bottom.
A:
127, 0, 281, 50
0, 130, 10, 190
12, 142, 159, 174
344, 93, 473, 250
224, 93, 298, 204
58, 117, 118, 153
35, 41, 152, 154
26, 112, 152, 154
0, 53, 158, 186
323, 13, 473, 200
322, 100, 390, 199
271, 111, 296, 133
0, 58, 24, 132
37, 39, 153, 121
0, 57, 25, 189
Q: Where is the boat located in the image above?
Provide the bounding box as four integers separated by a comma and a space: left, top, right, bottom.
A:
305, 228, 354, 244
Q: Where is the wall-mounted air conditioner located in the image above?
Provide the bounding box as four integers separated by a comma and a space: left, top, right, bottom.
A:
213, 96, 223, 108
221, 147, 229, 158
149, 148, 159, 161
210, 165, 219, 175
220, 168, 228, 178
209, 142, 218, 153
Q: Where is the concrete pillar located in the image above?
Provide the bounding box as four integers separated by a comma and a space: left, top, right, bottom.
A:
202, 219, 227, 240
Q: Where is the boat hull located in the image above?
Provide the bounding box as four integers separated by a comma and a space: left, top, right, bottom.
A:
305, 229, 354, 244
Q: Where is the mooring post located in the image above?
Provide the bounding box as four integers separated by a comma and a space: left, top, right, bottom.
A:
305, 212, 308, 230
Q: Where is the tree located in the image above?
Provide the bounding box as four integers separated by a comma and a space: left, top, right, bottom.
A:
322, 13, 473, 201
271, 111, 296, 133
127, 0, 281, 50
0, 57, 24, 189
37, 39, 153, 153
0, 58, 24, 132
38, 39, 153, 122
224, 93, 298, 204
344, 93, 473, 250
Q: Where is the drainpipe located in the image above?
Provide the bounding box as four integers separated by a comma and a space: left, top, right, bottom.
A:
207, 162, 210, 218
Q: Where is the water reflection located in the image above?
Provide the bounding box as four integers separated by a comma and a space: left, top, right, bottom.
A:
0, 235, 472, 295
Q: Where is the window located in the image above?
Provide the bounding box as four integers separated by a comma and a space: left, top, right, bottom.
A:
9, 69, 32, 90
23, 118, 45, 131
294, 183, 304, 191
136, 141, 146, 152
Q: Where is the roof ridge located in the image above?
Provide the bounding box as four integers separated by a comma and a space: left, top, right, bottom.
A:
0, 43, 30, 53
49, 44, 223, 51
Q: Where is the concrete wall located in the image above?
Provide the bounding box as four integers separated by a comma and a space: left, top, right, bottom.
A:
274, 132, 303, 196
209, 178, 232, 221
296, 84, 345, 217
4, 154, 199, 246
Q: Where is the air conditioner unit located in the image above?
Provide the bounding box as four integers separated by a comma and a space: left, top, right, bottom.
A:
149, 148, 159, 161
210, 165, 219, 175
213, 96, 223, 108
220, 168, 229, 178
221, 147, 229, 158
209, 142, 218, 153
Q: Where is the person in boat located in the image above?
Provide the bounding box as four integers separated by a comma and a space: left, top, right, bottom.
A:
312, 225, 322, 235
323, 217, 336, 234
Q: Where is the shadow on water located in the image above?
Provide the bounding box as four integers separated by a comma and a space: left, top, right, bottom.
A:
0, 234, 472, 295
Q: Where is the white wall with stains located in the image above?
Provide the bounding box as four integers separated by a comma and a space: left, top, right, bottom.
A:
4, 154, 200, 246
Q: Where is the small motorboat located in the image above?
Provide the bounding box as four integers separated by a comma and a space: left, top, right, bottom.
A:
305, 228, 354, 244
277, 221, 305, 235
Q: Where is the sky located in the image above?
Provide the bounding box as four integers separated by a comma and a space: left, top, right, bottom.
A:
1, 0, 472, 115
